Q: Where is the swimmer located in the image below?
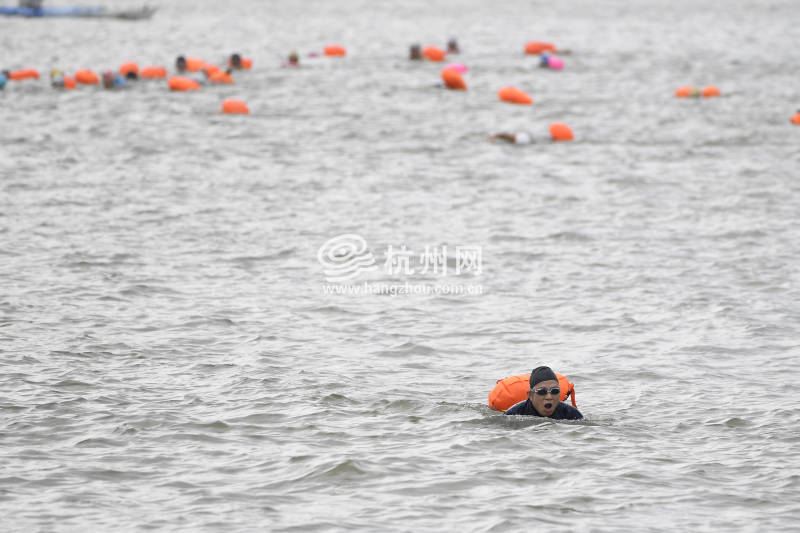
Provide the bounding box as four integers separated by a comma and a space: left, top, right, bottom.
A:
490, 132, 532, 144
286, 50, 299, 67
409, 43, 422, 60
50, 69, 65, 88
125, 70, 138, 81
101, 70, 127, 89
175, 55, 187, 73
229, 53, 242, 70
0, 72, 6, 90
505, 366, 583, 419
447, 38, 460, 54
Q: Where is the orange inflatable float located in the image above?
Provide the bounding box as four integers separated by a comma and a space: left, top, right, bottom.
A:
791, 112, 800, 125
498, 86, 532, 105
9, 68, 39, 80
701, 85, 720, 98
324, 45, 347, 57
119, 62, 139, 77
525, 41, 557, 55
140, 66, 167, 79
185, 57, 205, 72
209, 71, 233, 84
441, 68, 466, 90
675, 85, 696, 98
550, 122, 574, 141
168, 76, 200, 91
75, 69, 99, 85
489, 373, 576, 412
423, 46, 446, 62
221, 99, 249, 114
203, 64, 221, 77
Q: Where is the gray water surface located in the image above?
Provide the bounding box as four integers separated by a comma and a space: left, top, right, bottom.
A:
2, 0, 800, 531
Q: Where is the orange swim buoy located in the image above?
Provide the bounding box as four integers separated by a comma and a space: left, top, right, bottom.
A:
441, 68, 466, 90
498, 86, 532, 105
63, 75, 76, 90
9, 68, 40, 81
423, 46, 446, 62
488, 373, 577, 412
324, 45, 347, 57
140, 66, 167, 79
221, 99, 249, 114
74, 69, 99, 85
550, 122, 574, 141
701, 85, 720, 98
119, 62, 139, 77
791, 112, 800, 125
241, 57, 253, 69
209, 71, 233, 84
675, 85, 694, 98
168, 76, 200, 91
525, 41, 557, 55
203, 64, 221, 77
185, 57, 205, 72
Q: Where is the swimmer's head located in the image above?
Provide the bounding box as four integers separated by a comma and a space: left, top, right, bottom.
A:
175, 55, 187, 72
50, 69, 64, 87
125, 70, 138, 80
447, 38, 459, 53
230, 53, 242, 69
539, 53, 550, 67
288, 50, 299, 63
101, 70, 114, 89
0, 72, 6, 89
409, 43, 422, 60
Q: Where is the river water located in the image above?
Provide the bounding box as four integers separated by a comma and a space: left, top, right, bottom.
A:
2, 0, 800, 531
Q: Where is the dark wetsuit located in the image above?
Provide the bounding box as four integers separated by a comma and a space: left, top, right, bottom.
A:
505, 399, 583, 419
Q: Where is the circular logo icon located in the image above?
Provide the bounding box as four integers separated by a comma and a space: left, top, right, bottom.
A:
317, 234, 377, 282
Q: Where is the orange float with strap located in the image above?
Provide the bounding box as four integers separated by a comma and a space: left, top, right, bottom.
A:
209, 71, 233, 84
498, 86, 532, 105
701, 85, 720, 98
75, 69, 99, 85
140, 66, 167, 79
441, 68, 466, 90
423, 46, 446, 62
488, 373, 576, 412
119, 62, 139, 77
203, 64, 221, 77
550, 122, 574, 141
791, 112, 800, 125
525, 41, 556, 55
221, 99, 249, 114
63, 75, 76, 89
168, 76, 200, 91
185, 57, 205, 72
9, 68, 40, 81
324, 45, 347, 57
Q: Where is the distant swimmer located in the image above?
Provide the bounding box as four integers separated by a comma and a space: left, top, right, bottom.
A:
447, 38, 460, 54
50, 69, 64, 88
505, 366, 583, 419
175, 55, 187, 73
409, 43, 422, 60
0, 72, 6, 90
286, 50, 299, 67
101, 70, 127, 89
490, 132, 532, 144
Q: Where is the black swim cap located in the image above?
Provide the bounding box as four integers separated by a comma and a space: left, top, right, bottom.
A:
529, 366, 558, 387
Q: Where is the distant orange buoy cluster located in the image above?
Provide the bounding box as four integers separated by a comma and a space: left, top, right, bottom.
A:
498, 86, 532, 105
676, 85, 720, 98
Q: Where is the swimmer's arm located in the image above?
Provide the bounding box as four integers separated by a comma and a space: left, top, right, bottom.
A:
490, 133, 516, 143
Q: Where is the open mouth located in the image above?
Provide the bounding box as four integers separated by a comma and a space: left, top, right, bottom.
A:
543, 402, 554, 410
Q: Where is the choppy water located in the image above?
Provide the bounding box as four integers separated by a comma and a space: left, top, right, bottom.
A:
2, 0, 800, 530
